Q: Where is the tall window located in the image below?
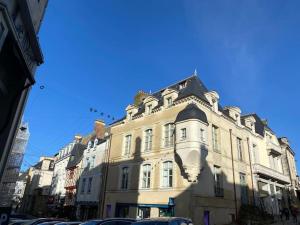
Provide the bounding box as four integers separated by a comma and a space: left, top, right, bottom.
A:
124, 135, 132, 155
200, 128, 205, 142
167, 97, 172, 107
180, 128, 187, 140
90, 156, 95, 168
128, 112, 132, 120
87, 177, 92, 193
144, 129, 153, 151
142, 164, 151, 188
252, 144, 259, 163
213, 166, 223, 197
162, 161, 173, 188
121, 167, 129, 190
240, 173, 248, 204
237, 138, 243, 161
86, 157, 90, 169
164, 123, 174, 147
81, 178, 86, 193
212, 125, 219, 151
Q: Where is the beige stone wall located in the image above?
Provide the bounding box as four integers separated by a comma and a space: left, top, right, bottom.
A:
105, 90, 293, 224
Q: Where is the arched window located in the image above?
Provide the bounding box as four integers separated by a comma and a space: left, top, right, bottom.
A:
93, 138, 98, 148
142, 164, 151, 188
162, 161, 173, 188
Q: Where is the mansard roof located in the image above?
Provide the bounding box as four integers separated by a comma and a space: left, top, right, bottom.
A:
66, 143, 86, 169
133, 75, 210, 116
175, 103, 208, 124
241, 113, 265, 137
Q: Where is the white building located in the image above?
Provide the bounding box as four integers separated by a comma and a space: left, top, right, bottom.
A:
76, 121, 109, 220
50, 141, 75, 208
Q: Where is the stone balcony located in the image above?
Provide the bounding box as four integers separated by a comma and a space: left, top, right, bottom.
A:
253, 163, 290, 184
266, 141, 282, 155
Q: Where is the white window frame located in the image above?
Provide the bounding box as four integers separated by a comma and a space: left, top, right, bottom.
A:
124, 134, 132, 155
141, 164, 152, 189
167, 97, 173, 107
161, 161, 173, 188
237, 137, 243, 161
144, 129, 153, 152
212, 125, 219, 152
164, 123, 174, 147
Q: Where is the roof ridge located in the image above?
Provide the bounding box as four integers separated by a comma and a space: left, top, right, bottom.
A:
152, 74, 197, 95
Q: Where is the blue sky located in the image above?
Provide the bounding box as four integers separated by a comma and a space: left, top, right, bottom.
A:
23, 0, 300, 170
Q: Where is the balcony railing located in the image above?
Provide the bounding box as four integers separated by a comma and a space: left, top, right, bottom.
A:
253, 163, 290, 184
267, 141, 282, 155
214, 186, 224, 197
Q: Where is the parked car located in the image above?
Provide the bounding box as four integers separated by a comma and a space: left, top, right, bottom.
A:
23, 218, 58, 225
38, 221, 64, 225
81, 218, 136, 225
9, 219, 30, 225
132, 217, 192, 225
56, 222, 82, 225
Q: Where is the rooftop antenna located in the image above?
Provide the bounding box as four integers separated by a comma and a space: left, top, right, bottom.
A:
194, 68, 197, 76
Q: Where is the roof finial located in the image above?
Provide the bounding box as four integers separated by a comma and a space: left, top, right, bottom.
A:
194, 68, 197, 76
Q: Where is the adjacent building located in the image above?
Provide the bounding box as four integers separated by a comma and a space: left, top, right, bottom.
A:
20, 156, 54, 216
76, 120, 110, 220
49, 141, 75, 216
0, 0, 48, 182
64, 138, 86, 219
103, 74, 298, 225
12, 172, 28, 212
0, 122, 29, 207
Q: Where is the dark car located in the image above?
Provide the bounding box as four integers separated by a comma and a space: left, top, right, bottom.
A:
23, 219, 59, 225
132, 217, 192, 225
81, 218, 136, 225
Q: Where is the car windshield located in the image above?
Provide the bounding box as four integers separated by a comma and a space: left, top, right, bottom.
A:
133, 222, 168, 225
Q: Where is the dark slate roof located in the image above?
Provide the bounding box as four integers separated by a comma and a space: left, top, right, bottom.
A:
241, 114, 265, 137
175, 104, 208, 124
66, 143, 86, 169
133, 75, 210, 117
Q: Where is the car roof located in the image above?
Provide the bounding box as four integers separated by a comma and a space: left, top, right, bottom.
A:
137, 218, 191, 222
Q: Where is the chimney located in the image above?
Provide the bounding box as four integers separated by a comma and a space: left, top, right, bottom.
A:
94, 120, 105, 139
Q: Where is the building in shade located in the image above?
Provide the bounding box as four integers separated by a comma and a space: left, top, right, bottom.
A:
20, 156, 54, 216
76, 120, 110, 220
0, 0, 48, 182
0, 122, 29, 207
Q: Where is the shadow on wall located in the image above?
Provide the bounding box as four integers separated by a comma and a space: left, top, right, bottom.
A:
101, 138, 289, 225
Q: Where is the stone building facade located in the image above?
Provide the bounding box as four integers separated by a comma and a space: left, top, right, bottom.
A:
103, 74, 298, 225
20, 156, 54, 216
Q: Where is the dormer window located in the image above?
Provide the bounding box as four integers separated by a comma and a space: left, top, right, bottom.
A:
147, 104, 152, 115
179, 81, 187, 90
167, 97, 173, 107
128, 112, 132, 120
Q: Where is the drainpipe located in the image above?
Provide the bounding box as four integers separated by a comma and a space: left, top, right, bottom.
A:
99, 134, 113, 218
247, 137, 256, 205
229, 129, 238, 219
